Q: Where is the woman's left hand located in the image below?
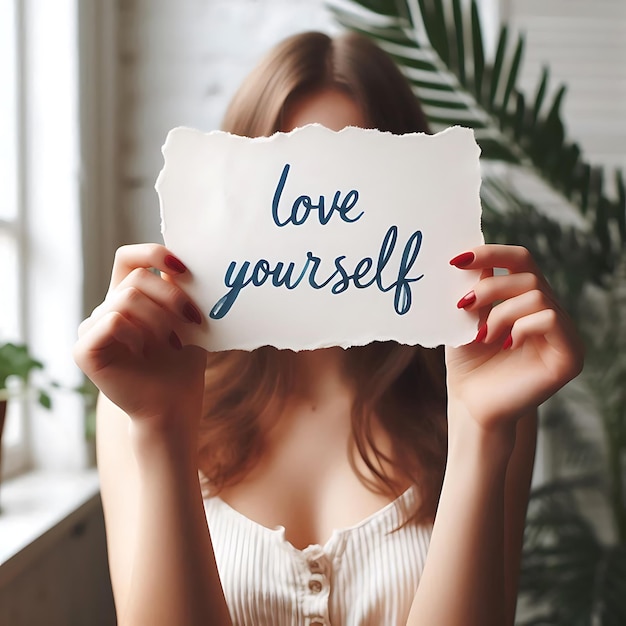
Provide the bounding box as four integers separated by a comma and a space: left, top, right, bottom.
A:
445, 244, 584, 431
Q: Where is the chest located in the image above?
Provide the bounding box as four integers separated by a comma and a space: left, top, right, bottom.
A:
219, 466, 397, 550
217, 396, 405, 550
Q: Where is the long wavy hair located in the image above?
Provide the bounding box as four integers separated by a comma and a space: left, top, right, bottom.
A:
198, 31, 447, 524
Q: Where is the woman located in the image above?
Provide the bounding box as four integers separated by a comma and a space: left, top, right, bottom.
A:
74, 32, 583, 626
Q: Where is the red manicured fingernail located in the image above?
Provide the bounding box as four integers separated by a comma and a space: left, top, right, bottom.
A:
169, 331, 182, 351
475, 323, 488, 343
502, 334, 513, 350
164, 254, 187, 273
183, 302, 202, 325
449, 251, 475, 268
457, 291, 476, 309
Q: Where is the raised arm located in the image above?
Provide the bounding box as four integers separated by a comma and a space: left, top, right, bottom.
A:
407, 245, 582, 626
74, 244, 232, 626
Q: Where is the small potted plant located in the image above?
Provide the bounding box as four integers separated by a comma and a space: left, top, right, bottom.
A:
0, 342, 51, 493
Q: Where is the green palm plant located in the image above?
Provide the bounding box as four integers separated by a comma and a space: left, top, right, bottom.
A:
517, 258, 626, 625
327, 0, 626, 623
327, 0, 625, 290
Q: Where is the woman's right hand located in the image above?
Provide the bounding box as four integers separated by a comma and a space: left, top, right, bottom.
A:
73, 244, 207, 431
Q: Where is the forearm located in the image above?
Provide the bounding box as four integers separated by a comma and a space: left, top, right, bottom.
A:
406, 405, 516, 626
504, 411, 537, 623
120, 424, 232, 626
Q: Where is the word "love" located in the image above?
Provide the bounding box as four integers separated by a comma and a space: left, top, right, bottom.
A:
271, 163, 364, 226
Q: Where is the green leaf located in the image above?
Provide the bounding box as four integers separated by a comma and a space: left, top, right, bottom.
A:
418, 0, 449, 66
532, 66, 549, 125
580, 163, 592, 215
488, 25, 508, 109
38, 390, 52, 410
616, 170, 626, 243
451, 0, 466, 85
470, 1, 484, 102
514, 91, 526, 141
561, 143, 581, 197
0, 342, 44, 389
501, 33, 524, 117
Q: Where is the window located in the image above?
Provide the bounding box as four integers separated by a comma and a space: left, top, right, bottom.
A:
1, 0, 29, 477
1, 0, 91, 478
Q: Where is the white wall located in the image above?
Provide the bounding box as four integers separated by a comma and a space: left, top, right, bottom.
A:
506, 0, 626, 177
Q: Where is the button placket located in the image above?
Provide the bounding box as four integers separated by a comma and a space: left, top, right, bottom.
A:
308, 574, 324, 594
301, 547, 331, 626
308, 558, 322, 573
304, 547, 329, 575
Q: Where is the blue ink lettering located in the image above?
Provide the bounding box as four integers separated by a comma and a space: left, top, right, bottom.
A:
209, 226, 425, 319
271, 163, 364, 227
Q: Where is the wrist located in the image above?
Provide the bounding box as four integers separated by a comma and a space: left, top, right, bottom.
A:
129, 415, 199, 473
447, 399, 516, 471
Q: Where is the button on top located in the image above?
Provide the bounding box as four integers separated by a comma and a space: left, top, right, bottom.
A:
308, 559, 321, 572
308, 579, 323, 593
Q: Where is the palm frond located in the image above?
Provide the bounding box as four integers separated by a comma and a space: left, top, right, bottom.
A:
328, 0, 524, 160
520, 490, 626, 626
577, 256, 626, 543
326, 0, 626, 286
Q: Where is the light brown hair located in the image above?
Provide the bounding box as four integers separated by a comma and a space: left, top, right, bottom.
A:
221, 31, 430, 137
198, 31, 447, 524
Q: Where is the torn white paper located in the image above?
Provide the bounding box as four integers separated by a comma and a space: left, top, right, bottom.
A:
156, 125, 483, 351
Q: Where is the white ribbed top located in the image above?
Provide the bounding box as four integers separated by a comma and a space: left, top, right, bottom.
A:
204, 485, 431, 626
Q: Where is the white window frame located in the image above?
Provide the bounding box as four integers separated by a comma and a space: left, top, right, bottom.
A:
1, 0, 119, 479
1, 0, 33, 478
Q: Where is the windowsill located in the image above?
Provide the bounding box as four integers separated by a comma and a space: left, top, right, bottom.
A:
0, 468, 101, 587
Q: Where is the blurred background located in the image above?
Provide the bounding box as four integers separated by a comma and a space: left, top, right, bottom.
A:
0, 0, 624, 624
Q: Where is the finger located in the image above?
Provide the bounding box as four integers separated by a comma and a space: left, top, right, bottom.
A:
476, 289, 557, 344
474, 267, 494, 327
456, 272, 555, 312
81, 284, 184, 343
109, 244, 188, 291
480, 267, 494, 281
506, 309, 584, 379
116, 268, 203, 325
74, 311, 146, 374
104, 287, 181, 343
81, 271, 203, 338
450, 245, 540, 274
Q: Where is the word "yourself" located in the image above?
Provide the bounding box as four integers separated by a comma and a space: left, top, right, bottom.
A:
209, 163, 425, 319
